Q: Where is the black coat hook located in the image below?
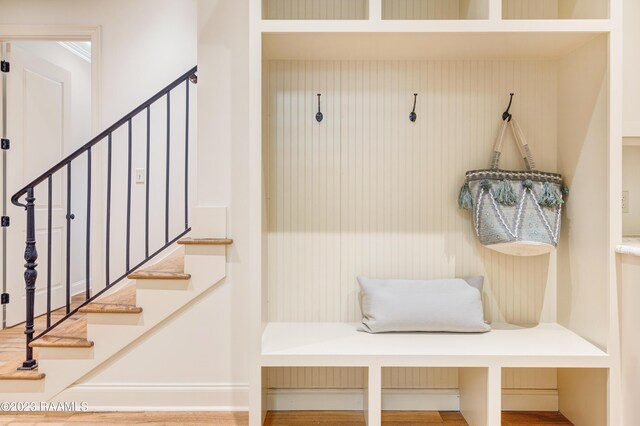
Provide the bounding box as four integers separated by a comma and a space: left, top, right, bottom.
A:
316, 94, 323, 123
502, 93, 514, 121
409, 93, 418, 122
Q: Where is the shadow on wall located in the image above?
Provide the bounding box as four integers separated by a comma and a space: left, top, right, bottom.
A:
483, 247, 552, 327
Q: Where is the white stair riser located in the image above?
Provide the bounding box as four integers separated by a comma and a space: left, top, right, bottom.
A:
134, 279, 192, 291
0, 380, 45, 394
135, 290, 197, 315
36, 346, 94, 360
84, 325, 144, 351
85, 312, 143, 326
184, 250, 226, 276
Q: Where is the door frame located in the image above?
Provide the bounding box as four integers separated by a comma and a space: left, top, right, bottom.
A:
0, 25, 103, 328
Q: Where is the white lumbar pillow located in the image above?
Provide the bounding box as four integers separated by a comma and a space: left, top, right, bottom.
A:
357, 276, 491, 333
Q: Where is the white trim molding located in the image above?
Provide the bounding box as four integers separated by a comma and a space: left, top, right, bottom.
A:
0, 24, 104, 299
55, 382, 249, 412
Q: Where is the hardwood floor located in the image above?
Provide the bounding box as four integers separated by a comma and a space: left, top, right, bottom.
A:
0, 411, 573, 425
0, 285, 142, 379
0, 293, 86, 380
127, 255, 190, 280
264, 411, 573, 425
0, 411, 248, 425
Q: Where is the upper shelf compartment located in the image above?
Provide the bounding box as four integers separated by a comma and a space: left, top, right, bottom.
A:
382, 0, 489, 20
502, 0, 609, 19
263, 0, 368, 20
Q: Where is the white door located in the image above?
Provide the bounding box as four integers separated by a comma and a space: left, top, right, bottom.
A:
4, 43, 71, 327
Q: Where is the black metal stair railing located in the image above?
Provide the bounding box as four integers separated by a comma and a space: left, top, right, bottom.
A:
10, 66, 197, 371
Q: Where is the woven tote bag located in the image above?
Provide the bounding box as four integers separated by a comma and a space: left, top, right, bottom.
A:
458, 117, 567, 257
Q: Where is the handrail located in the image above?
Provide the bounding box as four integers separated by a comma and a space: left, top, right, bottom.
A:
12, 66, 196, 371
11, 65, 197, 208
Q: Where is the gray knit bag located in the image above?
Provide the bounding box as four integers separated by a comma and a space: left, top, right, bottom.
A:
458, 117, 567, 257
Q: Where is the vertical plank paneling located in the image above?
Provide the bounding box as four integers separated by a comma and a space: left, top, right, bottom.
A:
502, 0, 558, 19
264, 0, 368, 19
382, 0, 463, 19
265, 59, 558, 391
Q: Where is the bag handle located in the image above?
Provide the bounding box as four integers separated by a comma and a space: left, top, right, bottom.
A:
488, 116, 536, 171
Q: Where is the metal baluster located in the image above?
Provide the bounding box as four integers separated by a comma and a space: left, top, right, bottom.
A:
85, 148, 92, 299
184, 80, 189, 230
46, 177, 52, 328
145, 106, 151, 258
106, 134, 112, 286
165, 91, 171, 244
65, 163, 72, 314
9, 67, 197, 350
126, 119, 132, 271
18, 188, 38, 370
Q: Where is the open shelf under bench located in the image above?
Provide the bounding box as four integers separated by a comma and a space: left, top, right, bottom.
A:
261, 322, 609, 368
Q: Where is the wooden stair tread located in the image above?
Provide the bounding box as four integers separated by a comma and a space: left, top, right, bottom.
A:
0, 358, 45, 380
177, 237, 233, 245
127, 255, 190, 280
30, 316, 93, 348
79, 285, 142, 314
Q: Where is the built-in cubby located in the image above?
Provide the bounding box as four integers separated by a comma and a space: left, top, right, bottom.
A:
262, 0, 368, 20
252, 0, 620, 422
261, 0, 609, 21
381, 0, 489, 20
264, 367, 369, 411
257, 31, 612, 425
501, 368, 609, 425
502, 0, 609, 19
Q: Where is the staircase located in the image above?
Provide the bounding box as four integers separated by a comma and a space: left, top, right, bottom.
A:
0, 67, 232, 402
0, 228, 231, 401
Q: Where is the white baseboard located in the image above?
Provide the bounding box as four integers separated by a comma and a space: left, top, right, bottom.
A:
268, 388, 559, 412
55, 382, 249, 411
71, 280, 86, 295
502, 389, 559, 411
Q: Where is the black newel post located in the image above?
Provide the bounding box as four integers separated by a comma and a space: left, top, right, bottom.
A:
19, 187, 38, 370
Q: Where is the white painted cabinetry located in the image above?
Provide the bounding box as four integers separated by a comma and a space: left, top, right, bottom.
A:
249, 0, 622, 425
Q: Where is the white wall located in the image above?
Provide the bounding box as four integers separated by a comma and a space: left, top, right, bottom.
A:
68, 0, 249, 410
556, 35, 609, 349
0, 0, 199, 288
10, 40, 91, 293
264, 59, 558, 327
0, 0, 249, 411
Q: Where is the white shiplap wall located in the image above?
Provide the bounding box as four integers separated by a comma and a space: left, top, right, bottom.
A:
382, 0, 460, 19
267, 367, 557, 390
502, 0, 558, 19
264, 59, 559, 390
263, 0, 368, 19
261, 0, 604, 20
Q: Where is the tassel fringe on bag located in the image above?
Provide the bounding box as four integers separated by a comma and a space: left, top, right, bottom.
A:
495, 179, 517, 206
458, 182, 473, 210
538, 181, 564, 208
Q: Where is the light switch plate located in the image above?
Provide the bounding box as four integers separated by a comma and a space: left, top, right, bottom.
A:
623, 190, 629, 213
136, 168, 145, 184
